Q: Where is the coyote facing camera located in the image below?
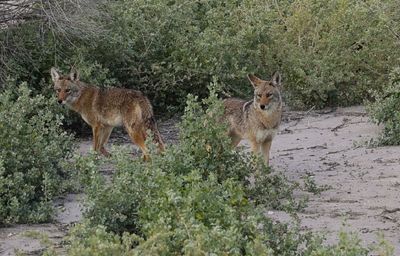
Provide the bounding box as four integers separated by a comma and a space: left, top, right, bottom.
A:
223, 72, 282, 165
51, 67, 164, 160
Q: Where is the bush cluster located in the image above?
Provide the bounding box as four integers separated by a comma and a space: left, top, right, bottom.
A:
2, 0, 400, 116
266, 0, 397, 108
0, 84, 74, 224
367, 67, 400, 145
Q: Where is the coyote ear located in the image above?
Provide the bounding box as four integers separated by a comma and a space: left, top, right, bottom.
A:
69, 68, 80, 81
271, 71, 281, 87
247, 74, 263, 88
50, 67, 60, 82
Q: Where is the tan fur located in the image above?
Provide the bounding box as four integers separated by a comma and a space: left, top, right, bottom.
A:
223, 72, 283, 165
51, 67, 164, 159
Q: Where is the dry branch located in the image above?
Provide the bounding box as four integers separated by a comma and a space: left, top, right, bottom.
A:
0, 0, 107, 86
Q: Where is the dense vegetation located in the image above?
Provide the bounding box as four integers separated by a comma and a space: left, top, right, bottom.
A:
368, 67, 400, 145
0, 84, 74, 224
2, 0, 400, 113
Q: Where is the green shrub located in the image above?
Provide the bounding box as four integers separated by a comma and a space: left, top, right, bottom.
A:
69, 151, 308, 255
47, 0, 400, 110
267, 0, 400, 109
3, 0, 400, 116
0, 84, 74, 224
67, 223, 395, 256
367, 67, 400, 145
67, 224, 141, 256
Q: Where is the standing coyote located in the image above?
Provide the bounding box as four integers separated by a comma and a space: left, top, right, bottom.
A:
51, 67, 164, 159
223, 72, 282, 165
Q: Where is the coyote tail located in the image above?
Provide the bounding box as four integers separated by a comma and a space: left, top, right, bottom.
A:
146, 116, 165, 151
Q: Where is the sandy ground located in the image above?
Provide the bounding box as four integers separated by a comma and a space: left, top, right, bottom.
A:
267, 106, 400, 254
1, 106, 399, 255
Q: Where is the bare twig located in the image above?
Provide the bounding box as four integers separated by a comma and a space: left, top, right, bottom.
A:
0, 0, 108, 86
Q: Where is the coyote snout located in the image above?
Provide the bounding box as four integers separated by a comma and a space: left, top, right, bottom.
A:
223, 72, 282, 165
51, 67, 165, 159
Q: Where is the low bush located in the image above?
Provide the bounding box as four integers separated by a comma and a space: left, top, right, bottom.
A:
367, 67, 400, 146
68, 224, 392, 256
0, 84, 74, 224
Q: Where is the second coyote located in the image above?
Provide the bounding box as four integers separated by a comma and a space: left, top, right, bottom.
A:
223, 72, 282, 165
51, 67, 164, 159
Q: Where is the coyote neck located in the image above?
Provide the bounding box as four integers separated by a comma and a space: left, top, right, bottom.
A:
248, 101, 282, 130
68, 84, 96, 114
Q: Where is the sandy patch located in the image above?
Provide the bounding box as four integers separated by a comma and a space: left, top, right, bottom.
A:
267, 106, 400, 254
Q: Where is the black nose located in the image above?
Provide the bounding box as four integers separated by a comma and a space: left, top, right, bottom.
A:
260, 105, 265, 110
58, 100, 63, 104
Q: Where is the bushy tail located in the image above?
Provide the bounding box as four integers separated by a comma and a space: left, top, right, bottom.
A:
146, 116, 165, 152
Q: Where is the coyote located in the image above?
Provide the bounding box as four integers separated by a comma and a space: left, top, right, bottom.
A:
51, 67, 164, 159
223, 72, 282, 165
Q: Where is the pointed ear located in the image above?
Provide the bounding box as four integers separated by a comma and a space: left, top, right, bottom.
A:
69, 68, 80, 81
247, 74, 263, 88
271, 71, 281, 87
50, 67, 60, 82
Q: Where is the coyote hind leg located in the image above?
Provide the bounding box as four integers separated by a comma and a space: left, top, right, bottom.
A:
146, 117, 165, 153
124, 122, 149, 161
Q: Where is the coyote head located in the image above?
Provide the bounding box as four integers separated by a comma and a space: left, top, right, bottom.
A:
51, 67, 81, 105
248, 72, 282, 111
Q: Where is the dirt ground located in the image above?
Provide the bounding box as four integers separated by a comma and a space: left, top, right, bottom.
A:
267, 106, 400, 254
1, 106, 399, 255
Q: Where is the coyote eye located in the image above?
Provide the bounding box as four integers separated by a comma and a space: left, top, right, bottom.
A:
65, 89, 71, 93
55, 89, 61, 93
266, 93, 273, 98
257, 94, 262, 98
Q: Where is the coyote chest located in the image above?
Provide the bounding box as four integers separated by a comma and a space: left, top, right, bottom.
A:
247, 110, 280, 143
255, 127, 278, 143
80, 112, 91, 125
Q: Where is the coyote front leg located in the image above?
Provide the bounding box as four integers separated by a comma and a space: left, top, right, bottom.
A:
92, 124, 112, 156
92, 124, 101, 153
261, 140, 272, 166
249, 139, 261, 157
